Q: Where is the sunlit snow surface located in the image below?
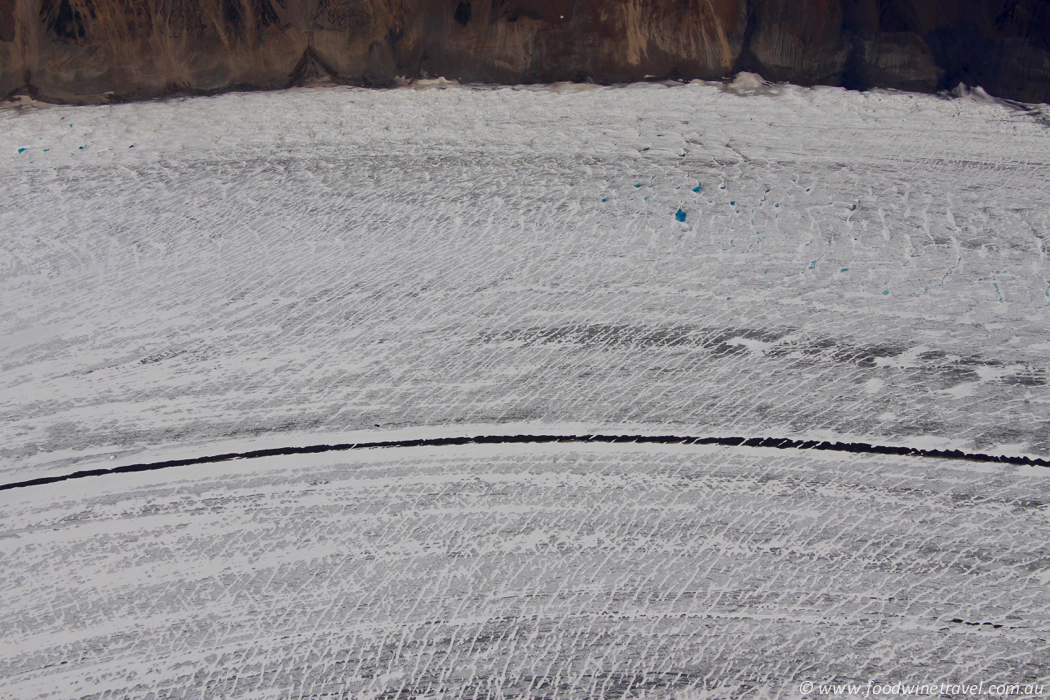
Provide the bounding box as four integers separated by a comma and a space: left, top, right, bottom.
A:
1, 81, 1049, 698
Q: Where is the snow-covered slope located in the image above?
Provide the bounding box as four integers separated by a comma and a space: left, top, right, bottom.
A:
3, 444, 1049, 699
2, 81, 1048, 478
1, 81, 1048, 697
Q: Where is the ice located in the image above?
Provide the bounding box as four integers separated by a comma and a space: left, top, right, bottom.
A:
0, 81, 1048, 697
1, 445, 1048, 698
1, 82, 1048, 478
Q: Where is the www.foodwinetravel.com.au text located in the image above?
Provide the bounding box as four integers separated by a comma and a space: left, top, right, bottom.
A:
799, 680, 1047, 697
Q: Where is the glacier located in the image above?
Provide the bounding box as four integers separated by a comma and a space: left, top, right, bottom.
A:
0, 80, 1048, 698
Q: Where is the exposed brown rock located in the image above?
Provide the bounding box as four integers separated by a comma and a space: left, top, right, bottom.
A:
0, 0, 24, 96
851, 31, 943, 92
394, 0, 746, 84
842, 0, 1050, 101
577, 0, 746, 82
1, 0, 1048, 104
744, 0, 848, 85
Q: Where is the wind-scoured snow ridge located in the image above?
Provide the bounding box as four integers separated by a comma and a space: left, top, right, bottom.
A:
2, 433, 1048, 492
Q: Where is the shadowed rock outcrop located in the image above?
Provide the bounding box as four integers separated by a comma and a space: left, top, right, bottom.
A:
1, 0, 1048, 103
739, 0, 849, 85
841, 0, 1050, 100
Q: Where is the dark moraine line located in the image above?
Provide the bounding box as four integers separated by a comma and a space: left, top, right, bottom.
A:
2, 435, 1048, 492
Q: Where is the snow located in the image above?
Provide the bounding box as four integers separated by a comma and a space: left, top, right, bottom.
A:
0, 80, 1048, 697
2, 444, 1049, 698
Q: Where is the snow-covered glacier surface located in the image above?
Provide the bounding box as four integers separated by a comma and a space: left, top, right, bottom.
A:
1, 80, 1049, 698
3, 445, 1050, 699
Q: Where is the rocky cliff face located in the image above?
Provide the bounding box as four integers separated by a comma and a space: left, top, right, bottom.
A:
1, 0, 1048, 103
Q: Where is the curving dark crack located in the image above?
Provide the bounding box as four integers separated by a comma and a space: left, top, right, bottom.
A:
2, 434, 1048, 492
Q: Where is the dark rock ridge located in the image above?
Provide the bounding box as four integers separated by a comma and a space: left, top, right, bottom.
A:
1, 0, 1048, 103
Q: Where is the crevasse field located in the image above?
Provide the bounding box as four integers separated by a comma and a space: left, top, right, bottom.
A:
1, 78, 1049, 698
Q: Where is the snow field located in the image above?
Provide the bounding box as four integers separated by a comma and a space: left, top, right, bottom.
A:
0, 79, 1049, 698
1, 444, 1048, 698
1, 81, 1049, 476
